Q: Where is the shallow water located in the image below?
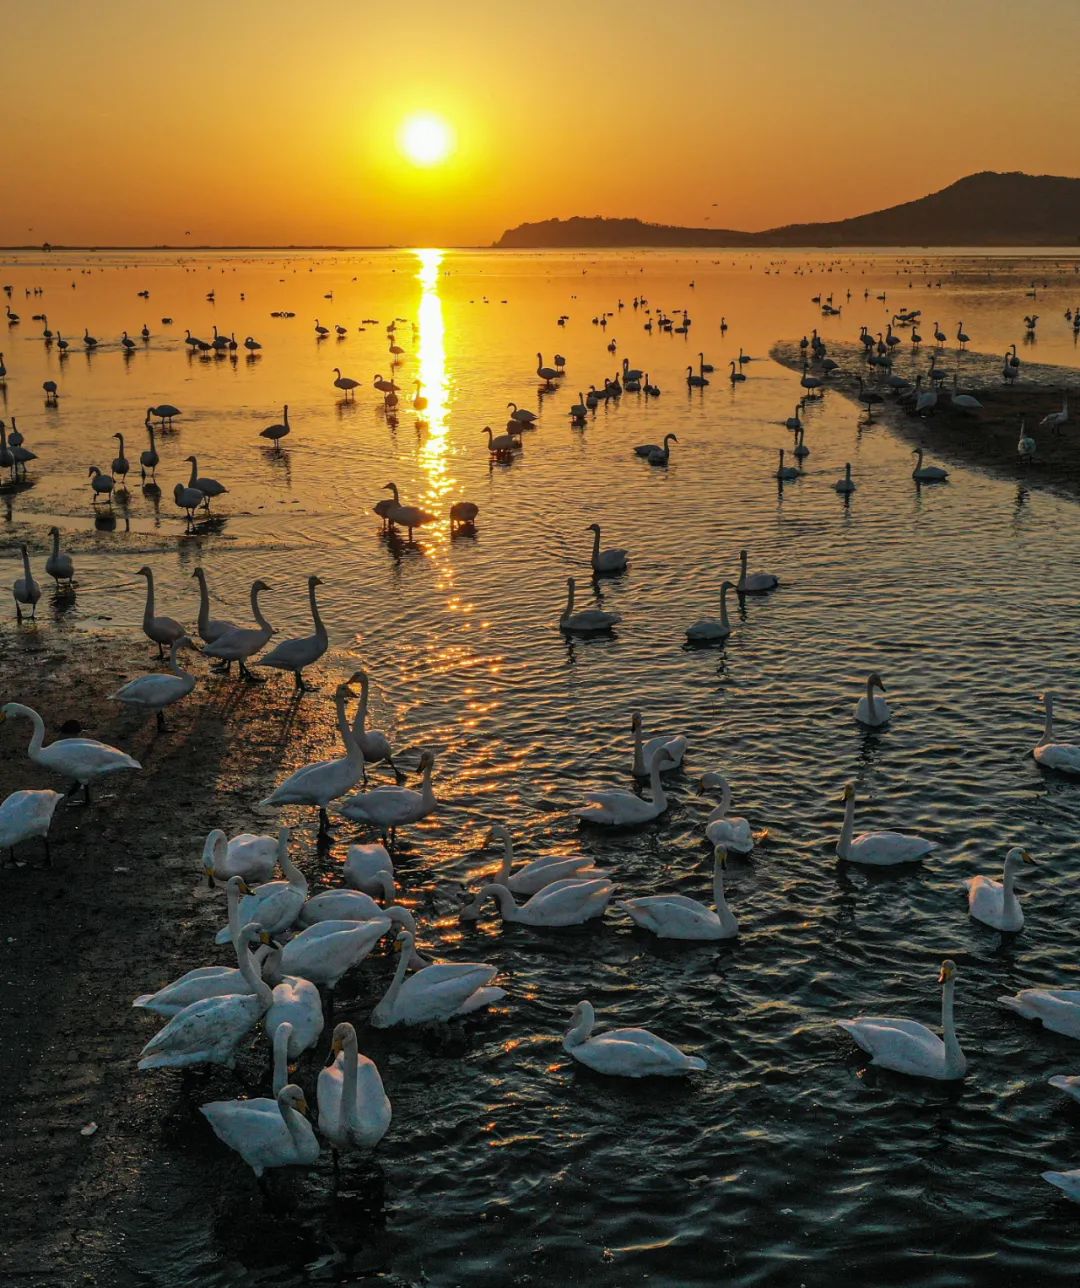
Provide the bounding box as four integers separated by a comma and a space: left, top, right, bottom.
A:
3, 248, 1080, 1284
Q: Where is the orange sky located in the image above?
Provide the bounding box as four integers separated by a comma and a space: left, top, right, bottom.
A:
3, 0, 1079, 246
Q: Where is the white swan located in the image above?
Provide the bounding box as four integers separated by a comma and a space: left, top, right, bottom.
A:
137, 566, 185, 658
1048, 1074, 1080, 1105
965, 847, 1033, 931
587, 523, 628, 574
213, 833, 306, 943
854, 673, 891, 727
1017, 419, 1036, 464
461, 876, 615, 927
338, 750, 437, 839
351, 671, 398, 779
0, 788, 63, 865
370, 930, 504, 1027
631, 711, 687, 778
200, 1084, 319, 1180
318, 1021, 391, 1156
619, 846, 738, 940
1034, 692, 1080, 773
264, 917, 391, 992
265, 963, 324, 1060
560, 577, 621, 633
138, 932, 274, 1069
698, 772, 754, 854
110, 635, 196, 730
686, 580, 734, 642
202, 826, 284, 885
343, 841, 394, 896
737, 549, 778, 594
838, 959, 967, 1080
0, 701, 141, 802
836, 782, 936, 866
485, 823, 601, 894
297, 889, 418, 947
1042, 1169, 1080, 1203
1000, 987, 1080, 1039
563, 1000, 706, 1077
574, 749, 674, 827
260, 675, 366, 833
256, 575, 328, 689
202, 579, 273, 681
911, 448, 948, 481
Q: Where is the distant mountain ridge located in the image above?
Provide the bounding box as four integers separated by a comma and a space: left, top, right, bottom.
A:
494, 173, 1080, 248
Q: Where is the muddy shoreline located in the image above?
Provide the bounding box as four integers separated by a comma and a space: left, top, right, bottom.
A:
771, 340, 1080, 499
0, 630, 416, 1286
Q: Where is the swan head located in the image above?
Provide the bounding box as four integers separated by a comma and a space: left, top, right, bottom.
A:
698, 772, 728, 794
136, 565, 152, 578
1004, 847, 1035, 872
567, 1000, 595, 1039
251, 579, 271, 594
868, 673, 886, 692
841, 782, 855, 802
183, 455, 197, 464
586, 523, 601, 533
938, 959, 957, 985
393, 928, 416, 953
712, 845, 728, 868
308, 574, 324, 587
277, 1084, 309, 1116
329, 1021, 357, 1057
630, 711, 642, 731
417, 750, 435, 772
459, 891, 485, 921
485, 823, 511, 847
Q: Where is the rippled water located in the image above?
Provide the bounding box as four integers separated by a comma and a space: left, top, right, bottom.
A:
4, 248, 1080, 1284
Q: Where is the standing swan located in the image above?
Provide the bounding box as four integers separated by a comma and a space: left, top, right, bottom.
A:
137, 565, 185, 659
0, 702, 140, 802
351, 670, 399, 780
854, 673, 890, 727
13, 545, 41, 621
318, 1022, 391, 1160
202, 580, 273, 681
837, 959, 967, 1081
110, 635, 196, 730
256, 575, 328, 689
45, 527, 75, 590
0, 788, 63, 866
563, 1000, 706, 1077
200, 1084, 319, 1185
965, 847, 1034, 931
836, 782, 936, 865
191, 567, 238, 646
338, 750, 437, 842
618, 845, 738, 940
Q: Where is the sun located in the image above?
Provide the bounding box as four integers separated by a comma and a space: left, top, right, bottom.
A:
399, 114, 454, 167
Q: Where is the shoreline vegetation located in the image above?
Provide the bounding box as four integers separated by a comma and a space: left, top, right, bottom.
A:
770, 339, 1080, 498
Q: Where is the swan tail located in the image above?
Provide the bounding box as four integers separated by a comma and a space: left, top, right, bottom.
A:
1049, 1076, 1072, 1091
998, 995, 1026, 1015
684, 1056, 707, 1072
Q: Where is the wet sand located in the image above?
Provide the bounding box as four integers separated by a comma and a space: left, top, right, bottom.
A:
0, 630, 408, 1286
770, 340, 1080, 497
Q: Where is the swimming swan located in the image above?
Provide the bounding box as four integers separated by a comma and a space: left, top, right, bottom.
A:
370, 929, 504, 1027
461, 876, 615, 927
1000, 986, 1080, 1039
698, 772, 755, 854
836, 782, 936, 865
485, 823, 601, 894
618, 846, 738, 940
686, 580, 735, 642
559, 576, 621, 633
854, 673, 891, 727
965, 847, 1034, 931
574, 749, 674, 827
630, 710, 687, 778
1034, 692, 1080, 773
200, 1083, 319, 1180
563, 1000, 707, 1077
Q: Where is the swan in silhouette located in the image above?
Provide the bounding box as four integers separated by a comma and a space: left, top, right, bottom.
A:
338, 750, 437, 841
800, 363, 822, 397
450, 500, 479, 532
411, 381, 428, 411
89, 466, 115, 503
1017, 418, 1036, 464
911, 448, 948, 481
686, 580, 734, 642
836, 782, 936, 865
1034, 692, 1080, 773
785, 405, 803, 430
647, 433, 677, 466
261, 404, 290, 443
619, 846, 738, 940
792, 427, 809, 459
956, 321, 970, 348
332, 368, 360, 398
201, 1083, 318, 1183
560, 577, 621, 633
203, 827, 285, 885
574, 750, 674, 827
381, 482, 434, 539
351, 670, 398, 779
244, 336, 262, 353
148, 403, 181, 426
191, 567, 238, 646
174, 482, 204, 522
484, 425, 519, 455
318, 1022, 391, 1159
371, 929, 504, 1027
185, 455, 228, 508
698, 772, 755, 853
0, 702, 140, 802
507, 402, 537, 425
139, 932, 273, 1069
737, 549, 777, 594
462, 876, 615, 927
587, 523, 628, 574
0, 788, 63, 865
1001, 985, 1080, 1039
536, 353, 559, 386
111, 635, 196, 730
139, 423, 159, 480
260, 675, 366, 832
854, 673, 890, 727
775, 448, 800, 480
203, 580, 272, 681
213, 834, 306, 943
687, 366, 709, 388
630, 711, 686, 778
13, 545, 41, 621
834, 463, 856, 493
256, 575, 327, 689
563, 1000, 706, 1077
966, 847, 1033, 931
569, 393, 588, 421
137, 566, 185, 658
838, 959, 966, 1080
484, 823, 601, 894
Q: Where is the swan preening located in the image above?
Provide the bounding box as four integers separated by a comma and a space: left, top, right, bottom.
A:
838, 959, 967, 1081
630, 710, 687, 778
563, 1000, 706, 1077
965, 847, 1033, 931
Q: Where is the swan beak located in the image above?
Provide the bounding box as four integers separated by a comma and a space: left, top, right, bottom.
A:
1022, 850, 1035, 864
296, 1097, 309, 1116
237, 879, 252, 895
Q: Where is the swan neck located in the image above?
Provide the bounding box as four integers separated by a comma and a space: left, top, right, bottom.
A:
941, 978, 963, 1072
866, 675, 877, 722
496, 830, 514, 881
631, 720, 645, 776
239, 939, 273, 1007
341, 1029, 359, 1127
838, 794, 855, 858
251, 584, 271, 631
142, 570, 155, 622
272, 1023, 291, 1096
565, 1004, 594, 1049
187, 458, 198, 486
279, 838, 305, 890
308, 580, 326, 640
719, 584, 730, 630
195, 571, 210, 633
649, 755, 667, 808
1042, 696, 1054, 745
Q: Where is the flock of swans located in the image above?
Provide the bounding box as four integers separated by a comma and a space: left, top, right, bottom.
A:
4, 276, 1080, 1209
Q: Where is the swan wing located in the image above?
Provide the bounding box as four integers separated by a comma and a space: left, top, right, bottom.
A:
847, 831, 936, 865
838, 1017, 946, 1076
619, 896, 723, 939
1035, 742, 1080, 773
573, 1029, 705, 1076
138, 993, 264, 1067
133, 966, 248, 1016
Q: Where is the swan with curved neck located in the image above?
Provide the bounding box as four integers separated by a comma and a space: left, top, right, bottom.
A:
317, 1021, 392, 1157
836, 782, 936, 866
574, 749, 674, 827
838, 959, 967, 1080
371, 929, 504, 1027
486, 823, 600, 894
202, 579, 273, 681
0, 701, 140, 802
587, 523, 628, 574
699, 772, 754, 853
256, 575, 328, 689
137, 565, 185, 658
213, 832, 306, 943
351, 670, 398, 779
1034, 692, 1080, 773
630, 711, 687, 778
110, 635, 196, 730
200, 1083, 319, 1179
854, 673, 891, 727
191, 567, 237, 645
461, 875, 615, 927
338, 750, 437, 842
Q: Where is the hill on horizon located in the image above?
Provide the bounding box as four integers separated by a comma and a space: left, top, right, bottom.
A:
494, 173, 1080, 249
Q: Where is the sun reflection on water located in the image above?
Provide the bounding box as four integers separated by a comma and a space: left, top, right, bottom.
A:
415, 247, 452, 540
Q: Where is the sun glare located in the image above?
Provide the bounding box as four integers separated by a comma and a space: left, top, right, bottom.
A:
399, 114, 454, 167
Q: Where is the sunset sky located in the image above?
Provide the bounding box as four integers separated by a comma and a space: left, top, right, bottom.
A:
4, 0, 1079, 247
